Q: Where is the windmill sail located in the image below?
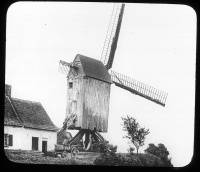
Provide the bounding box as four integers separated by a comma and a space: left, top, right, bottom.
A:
110, 70, 168, 106
100, 3, 125, 70
58, 60, 71, 75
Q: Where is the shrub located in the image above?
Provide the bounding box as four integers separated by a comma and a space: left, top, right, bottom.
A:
94, 143, 161, 166
94, 143, 164, 166
93, 142, 123, 166
94, 152, 124, 166
93, 142, 117, 154
127, 146, 135, 155
144, 143, 173, 167
121, 154, 139, 166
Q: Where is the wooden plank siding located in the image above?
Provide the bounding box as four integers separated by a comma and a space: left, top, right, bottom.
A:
66, 77, 84, 128
66, 77, 111, 132
82, 78, 110, 132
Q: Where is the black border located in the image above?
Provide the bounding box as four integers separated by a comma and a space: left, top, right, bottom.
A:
1, 1, 199, 171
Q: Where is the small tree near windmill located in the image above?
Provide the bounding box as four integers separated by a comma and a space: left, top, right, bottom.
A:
122, 115, 150, 154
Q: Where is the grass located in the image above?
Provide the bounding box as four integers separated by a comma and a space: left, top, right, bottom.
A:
4, 149, 166, 166
4, 149, 97, 165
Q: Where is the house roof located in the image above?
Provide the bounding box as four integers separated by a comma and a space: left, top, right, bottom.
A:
4, 95, 24, 127
4, 93, 59, 131
75, 54, 112, 84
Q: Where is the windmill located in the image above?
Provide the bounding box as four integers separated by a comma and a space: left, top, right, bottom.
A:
57, 3, 168, 151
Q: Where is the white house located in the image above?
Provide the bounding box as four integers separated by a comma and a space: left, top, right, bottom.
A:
4, 84, 59, 152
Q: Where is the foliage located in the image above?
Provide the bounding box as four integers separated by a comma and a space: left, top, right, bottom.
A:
93, 142, 122, 165
93, 142, 165, 166
121, 153, 165, 166
127, 146, 135, 154
93, 141, 117, 154
5, 149, 168, 166
94, 151, 165, 166
121, 115, 150, 154
136, 153, 165, 166
144, 143, 173, 167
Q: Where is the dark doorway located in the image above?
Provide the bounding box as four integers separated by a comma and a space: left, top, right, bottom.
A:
42, 141, 47, 153
32, 137, 39, 150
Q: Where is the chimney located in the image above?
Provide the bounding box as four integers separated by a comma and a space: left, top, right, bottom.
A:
5, 84, 11, 97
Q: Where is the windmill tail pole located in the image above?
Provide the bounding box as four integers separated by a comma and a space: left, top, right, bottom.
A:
57, 111, 77, 144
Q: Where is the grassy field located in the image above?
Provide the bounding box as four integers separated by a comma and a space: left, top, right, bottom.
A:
4, 149, 167, 166
4, 149, 99, 165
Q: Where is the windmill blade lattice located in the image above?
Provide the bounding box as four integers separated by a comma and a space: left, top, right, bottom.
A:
100, 3, 124, 69
58, 60, 71, 75
110, 70, 168, 106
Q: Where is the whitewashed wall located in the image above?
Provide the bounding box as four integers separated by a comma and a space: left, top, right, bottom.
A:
4, 126, 57, 151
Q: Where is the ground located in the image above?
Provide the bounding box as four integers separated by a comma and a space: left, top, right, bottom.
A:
4, 149, 167, 166
4, 149, 99, 165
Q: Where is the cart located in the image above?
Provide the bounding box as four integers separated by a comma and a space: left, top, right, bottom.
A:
54, 144, 79, 158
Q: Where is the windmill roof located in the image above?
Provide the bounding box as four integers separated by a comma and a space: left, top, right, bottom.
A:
75, 54, 112, 84
4, 91, 59, 131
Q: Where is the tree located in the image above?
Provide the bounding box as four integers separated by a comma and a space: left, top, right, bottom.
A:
122, 115, 150, 154
127, 146, 135, 154
144, 143, 173, 167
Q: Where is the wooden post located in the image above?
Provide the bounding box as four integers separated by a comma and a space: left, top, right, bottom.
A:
85, 131, 90, 149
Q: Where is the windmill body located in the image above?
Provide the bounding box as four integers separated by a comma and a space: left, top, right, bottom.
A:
65, 54, 111, 132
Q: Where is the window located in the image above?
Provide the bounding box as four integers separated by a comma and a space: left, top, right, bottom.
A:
4, 134, 13, 147
68, 82, 73, 89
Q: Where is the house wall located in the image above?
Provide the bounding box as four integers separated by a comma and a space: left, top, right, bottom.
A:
4, 126, 57, 151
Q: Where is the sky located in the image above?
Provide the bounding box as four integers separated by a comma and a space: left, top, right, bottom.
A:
5, 2, 196, 167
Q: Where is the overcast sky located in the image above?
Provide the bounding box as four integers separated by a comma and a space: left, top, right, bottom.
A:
5, 2, 196, 167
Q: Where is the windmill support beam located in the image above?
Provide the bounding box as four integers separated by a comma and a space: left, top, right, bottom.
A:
113, 81, 166, 107
66, 129, 106, 151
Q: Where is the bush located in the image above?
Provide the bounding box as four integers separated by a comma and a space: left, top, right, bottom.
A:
93, 142, 162, 166
93, 142, 123, 166
93, 142, 117, 154
121, 154, 139, 166
136, 153, 164, 166
161, 157, 173, 167
94, 152, 124, 166
127, 146, 135, 155
144, 143, 173, 167
94, 149, 166, 166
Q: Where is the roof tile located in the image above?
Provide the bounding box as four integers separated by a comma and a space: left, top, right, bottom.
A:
4, 90, 59, 131
4, 96, 23, 127
11, 98, 59, 131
